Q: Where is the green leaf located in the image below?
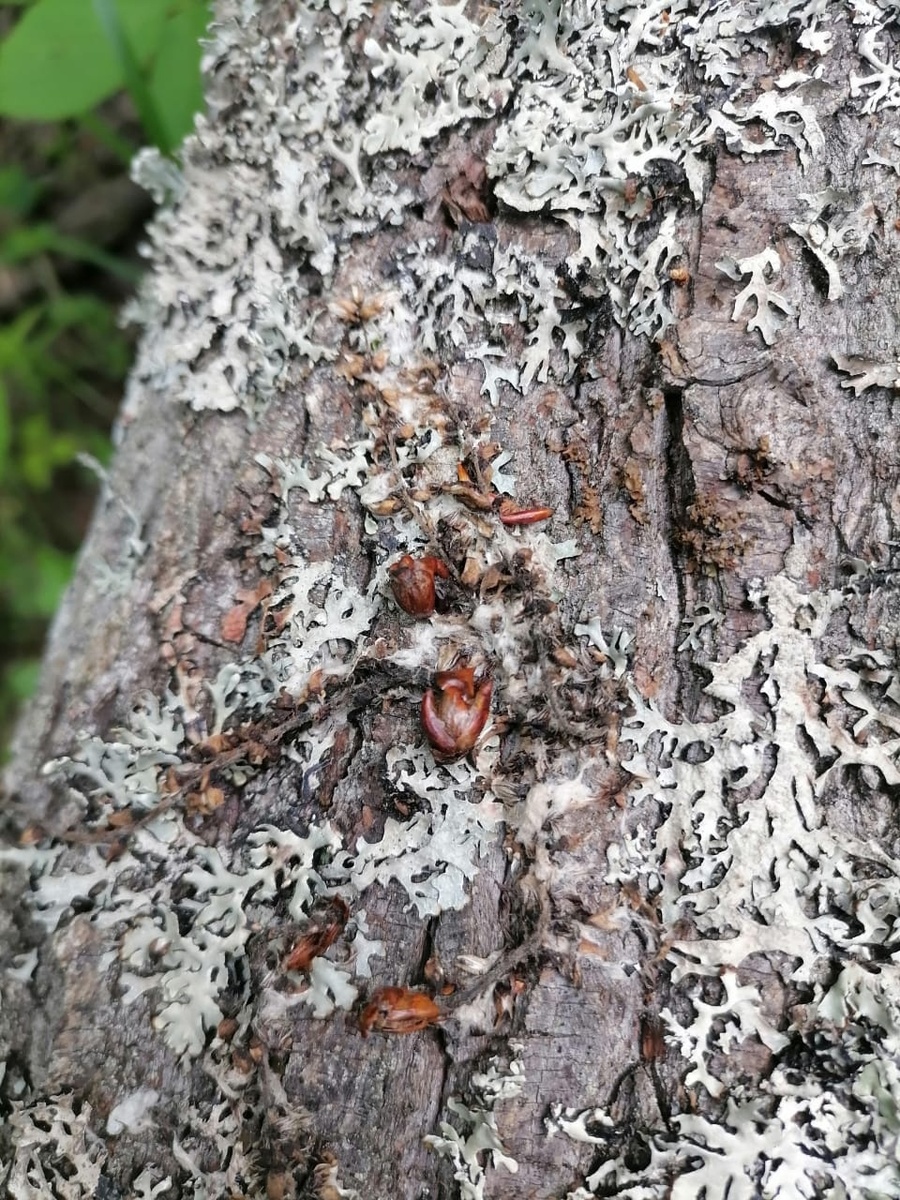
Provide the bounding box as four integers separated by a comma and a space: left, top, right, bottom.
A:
0, 307, 43, 384
79, 111, 138, 165
0, 382, 9, 476
0, 223, 142, 282
18, 413, 80, 489
0, 165, 41, 216
147, 1, 210, 149
0, 0, 168, 120
92, 0, 169, 151
30, 545, 74, 617
3, 659, 41, 704
0, 535, 73, 619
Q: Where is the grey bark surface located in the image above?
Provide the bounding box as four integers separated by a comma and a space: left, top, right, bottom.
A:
4, 4, 900, 1199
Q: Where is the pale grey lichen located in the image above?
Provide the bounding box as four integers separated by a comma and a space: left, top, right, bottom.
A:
46, 692, 184, 813
10, 0, 900, 1195
118, 824, 355, 1056
833, 352, 900, 394
852, 25, 900, 112
252, 553, 377, 697
3, 1095, 105, 1199
1, 840, 151, 939
708, 84, 826, 170
425, 1043, 525, 1200
351, 745, 504, 918
676, 602, 723, 653
132, 1168, 174, 1198
120, 0, 899, 424
22, 412, 545, 1066
131, 146, 187, 206
716, 249, 795, 346
361, 2, 510, 156
105, 1087, 160, 1135
789, 188, 878, 303
558, 574, 900, 1195
573, 621, 634, 678
170, 1095, 258, 1199
548, 1045, 900, 1199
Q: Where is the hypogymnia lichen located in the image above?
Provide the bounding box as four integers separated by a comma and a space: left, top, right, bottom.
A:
4, 1, 900, 1198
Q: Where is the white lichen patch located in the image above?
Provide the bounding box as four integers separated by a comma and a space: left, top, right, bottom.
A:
548, 1040, 900, 1199
252, 552, 378, 698
125, 157, 327, 416
119, 0, 897, 426
25, 416, 562, 1065
16, 435, 579, 1200
708, 85, 825, 171
361, 3, 510, 156
46, 691, 185, 814
257, 439, 375, 505
118, 825, 356, 1056
677, 603, 723, 653
351, 745, 504, 917
851, 25, 900, 113
2, 1095, 105, 1198
555, 574, 900, 1194
170, 1095, 261, 1200
0, 838, 157, 943
833, 352, 900, 394
716, 249, 795, 346
425, 1043, 525, 1200
131, 1168, 174, 1198
14, 0, 900, 1194
105, 1087, 160, 1135
789, 188, 877, 303
574, 621, 634, 678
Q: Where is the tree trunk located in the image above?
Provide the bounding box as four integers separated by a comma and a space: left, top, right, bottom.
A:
5, 2, 900, 1197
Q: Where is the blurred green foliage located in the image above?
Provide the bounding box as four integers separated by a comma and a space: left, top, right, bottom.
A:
0, 0, 211, 757
0, 0, 209, 153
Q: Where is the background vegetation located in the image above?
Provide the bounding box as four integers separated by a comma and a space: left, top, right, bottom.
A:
0, 0, 210, 756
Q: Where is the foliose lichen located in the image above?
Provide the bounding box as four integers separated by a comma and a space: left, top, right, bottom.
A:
6, 0, 900, 1196
425, 1043, 526, 1200
552, 575, 900, 1196
121, 0, 900, 422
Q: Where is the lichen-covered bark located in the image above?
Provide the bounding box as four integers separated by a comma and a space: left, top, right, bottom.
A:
5, 3, 900, 1198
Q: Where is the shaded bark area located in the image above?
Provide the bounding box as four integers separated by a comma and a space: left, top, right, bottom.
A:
4, 6, 900, 1200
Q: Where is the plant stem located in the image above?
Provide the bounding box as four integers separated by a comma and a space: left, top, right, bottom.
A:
79, 112, 137, 167
92, 0, 171, 155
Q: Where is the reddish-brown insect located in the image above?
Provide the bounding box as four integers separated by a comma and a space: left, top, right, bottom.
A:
388, 554, 450, 617
283, 898, 349, 973
497, 500, 554, 526
358, 986, 441, 1036
421, 664, 492, 758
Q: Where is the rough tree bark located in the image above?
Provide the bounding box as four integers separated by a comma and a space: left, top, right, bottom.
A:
4, 2, 900, 1197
